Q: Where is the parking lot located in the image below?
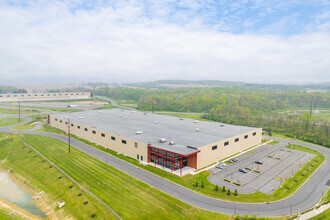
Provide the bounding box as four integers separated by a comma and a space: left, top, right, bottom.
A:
208, 141, 315, 194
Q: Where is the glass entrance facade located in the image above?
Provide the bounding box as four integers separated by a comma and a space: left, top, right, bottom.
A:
148, 146, 186, 171
148, 146, 198, 176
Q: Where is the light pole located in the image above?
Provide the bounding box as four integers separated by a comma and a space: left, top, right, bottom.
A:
68, 118, 71, 154
18, 101, 20, 121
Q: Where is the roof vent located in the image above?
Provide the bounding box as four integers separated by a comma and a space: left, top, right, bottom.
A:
179, 118, 184, 120
159, 138, 166, 143
78, 117, 84, 119
136, 131, 143, 134
169, 141, 175, 145
98, 110, 101, 113
120, 115, 122, 117
118, 133, 120, 135
194, 120, 199, 123
155, 120, 158, 124
196, 128, 199, 132
144, 112, 147, 115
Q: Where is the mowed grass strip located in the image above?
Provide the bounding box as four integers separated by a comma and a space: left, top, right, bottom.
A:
0, 107, 40, 115
0, 135, 116, 219
11, 122, 38, 130
0, 118, 24, 127
157, 112, 210, 121
24, 134, 232, 220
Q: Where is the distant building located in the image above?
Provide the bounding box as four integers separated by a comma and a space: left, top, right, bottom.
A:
0, 92, 91, 102
49, 108, 262, 176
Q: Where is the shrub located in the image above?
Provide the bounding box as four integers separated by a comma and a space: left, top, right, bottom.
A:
215, 185, 218, 191
234, 212, 240, 220
234, 189, 238, 196
222, 186, 226, 192
227, 189, 231, 196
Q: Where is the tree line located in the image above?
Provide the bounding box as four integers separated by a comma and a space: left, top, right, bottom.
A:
94, 87, 329, 147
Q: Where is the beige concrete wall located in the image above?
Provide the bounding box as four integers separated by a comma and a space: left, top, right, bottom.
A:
49, 115, 148, 162
49, 115, 261, 169
0, 92, 91, 102
196, 128, 262, 169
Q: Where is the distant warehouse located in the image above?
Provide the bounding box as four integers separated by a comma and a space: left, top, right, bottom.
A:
49, 109, 262, 176
0, 92, 91, 102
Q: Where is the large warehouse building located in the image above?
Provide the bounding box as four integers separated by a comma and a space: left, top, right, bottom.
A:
0, 92, 91, 102
49, 108, 262, 176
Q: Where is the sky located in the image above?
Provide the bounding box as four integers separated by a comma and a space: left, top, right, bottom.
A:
1, 0, 330, 85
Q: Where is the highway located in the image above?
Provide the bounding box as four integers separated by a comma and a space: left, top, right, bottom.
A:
0, 115, 329, 217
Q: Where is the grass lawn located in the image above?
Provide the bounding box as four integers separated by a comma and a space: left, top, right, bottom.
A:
0, 108, 40, 115
0, 118, 24, 127
0, 134, 117, 219
11, 114, 48, 130
96, 103, 115, 110
28, 114, 48, 121
321, 186, 330, 204
36, 124, 65, 134
313, 112, 330, 120
37, 124, 326, 204
115, 99, 138, 108
268, 141, 279, 145
0, 206, 24, 220
23, 134, 232, 219
157, 113, 210, 121
11, 122, 39, 130
309, 208, 330, 220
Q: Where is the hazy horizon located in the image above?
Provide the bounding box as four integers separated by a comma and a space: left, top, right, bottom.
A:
1, 1, 330, 85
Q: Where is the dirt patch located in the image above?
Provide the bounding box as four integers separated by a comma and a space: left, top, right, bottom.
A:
121, 104, 138, 107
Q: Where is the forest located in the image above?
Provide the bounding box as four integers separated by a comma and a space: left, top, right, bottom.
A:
95, 87, 329, 147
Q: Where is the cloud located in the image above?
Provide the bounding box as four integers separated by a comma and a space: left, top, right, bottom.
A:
0, 0, 329, 85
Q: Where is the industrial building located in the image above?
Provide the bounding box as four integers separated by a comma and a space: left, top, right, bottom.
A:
0, 92, 91, 102
49, 108, 262, 176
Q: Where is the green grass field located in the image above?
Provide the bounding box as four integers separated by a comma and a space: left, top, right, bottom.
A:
23, 134, 232, 219
115, 99, 138, 108
323, 188, 330, 203
11, 122, 39, 130
309, 208, 330, 220
0, 207, 24, 220
0, 118, 24, 127
157, 113, 209, 121
0, 135, 117, 219
11, 114, 48, 131
0, 107, 40, 115
96, 103, 115, 110
36, 124, 65, 134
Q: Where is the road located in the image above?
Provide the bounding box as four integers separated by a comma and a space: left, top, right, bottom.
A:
0, 116, 329, 217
